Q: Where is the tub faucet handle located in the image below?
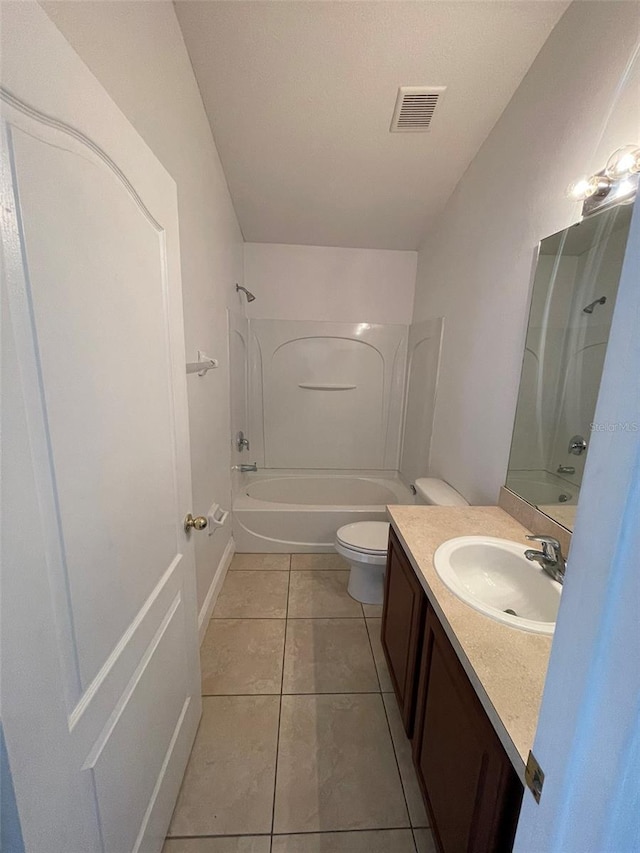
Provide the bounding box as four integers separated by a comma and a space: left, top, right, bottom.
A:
235, 462, 257, 473
236, 430, 250, 452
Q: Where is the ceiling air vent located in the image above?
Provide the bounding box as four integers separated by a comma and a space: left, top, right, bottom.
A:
390, 86, 446, 133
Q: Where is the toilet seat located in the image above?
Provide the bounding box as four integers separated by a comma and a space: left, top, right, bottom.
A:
336, 541, 387, 567
336, 521, 390, 555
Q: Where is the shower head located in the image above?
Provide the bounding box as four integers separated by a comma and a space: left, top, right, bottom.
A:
583, 296, 607, 314
236, 283, 256, 303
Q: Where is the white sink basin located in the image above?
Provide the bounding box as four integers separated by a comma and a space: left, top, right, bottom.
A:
433, 536, 561, 634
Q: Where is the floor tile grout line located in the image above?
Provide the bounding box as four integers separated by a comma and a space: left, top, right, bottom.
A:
363, 616, 384, 695
229, 567, 349, 572
285, 614, 364, 619
362, 612, 417, 830
270, 826, 417, 836
210, 616, 371, 625
362, 614, 419, 828
270, 559, 291, 838
207, 617, 288, 623
411, 827, 420, 853
167, 832, 271, 841
211, 615, 366, 620
169, 825, 419, 840
201, 690, 386, 697
380, 692, 414, 832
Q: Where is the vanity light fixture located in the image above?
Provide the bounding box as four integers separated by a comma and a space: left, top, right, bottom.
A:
566, 174, 607, 201
567, 144, 639, 217
605, 144, 640, 179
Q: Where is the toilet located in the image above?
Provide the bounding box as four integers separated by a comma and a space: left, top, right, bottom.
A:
335, 478, 469, 605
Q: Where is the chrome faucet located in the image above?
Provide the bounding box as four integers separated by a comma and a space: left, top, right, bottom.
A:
234, 462, 257, 473
524, 535, 566, 585
236, 430, 250, 452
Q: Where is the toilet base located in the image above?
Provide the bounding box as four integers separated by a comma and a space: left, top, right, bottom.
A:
347, 562, 385, 605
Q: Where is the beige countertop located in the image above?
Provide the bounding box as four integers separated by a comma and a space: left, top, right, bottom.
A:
387, 504, 554, 781
537, 502, 577, 530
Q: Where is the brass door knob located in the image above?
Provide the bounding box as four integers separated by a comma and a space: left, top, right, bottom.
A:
184, 513, 208, 532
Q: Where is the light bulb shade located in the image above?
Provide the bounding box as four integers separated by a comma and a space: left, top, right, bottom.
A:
605, 145, 640, 179
566, 175, 600, 201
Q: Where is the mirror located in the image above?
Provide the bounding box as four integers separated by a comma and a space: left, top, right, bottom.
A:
506, 201, 634, 530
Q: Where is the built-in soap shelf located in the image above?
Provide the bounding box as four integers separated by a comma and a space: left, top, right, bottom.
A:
186, 350, 219, 376
297, 383, 357, 391
207, 502, 229, 535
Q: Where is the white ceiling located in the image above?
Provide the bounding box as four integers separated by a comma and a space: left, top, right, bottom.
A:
175, 1, 568, 250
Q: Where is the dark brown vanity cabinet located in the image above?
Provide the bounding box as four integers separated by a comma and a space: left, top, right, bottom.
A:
381, 530, 523, 853
381, 528, 427, 737
413, 608, 523, 852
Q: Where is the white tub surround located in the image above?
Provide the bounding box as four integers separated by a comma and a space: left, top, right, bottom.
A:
229, 310, 250, 480
399, 317, 444, 486
233, 470, 413, 553
249, 320, 408, 470
230, 318, 444, 554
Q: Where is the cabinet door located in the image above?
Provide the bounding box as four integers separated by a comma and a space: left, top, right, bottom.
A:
381, 528, 427, 736
413, 609, 522, 853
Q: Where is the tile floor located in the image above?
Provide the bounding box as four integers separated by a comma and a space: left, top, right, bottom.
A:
165, 553, 437, 853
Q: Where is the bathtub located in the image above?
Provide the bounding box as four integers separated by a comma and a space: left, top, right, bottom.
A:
233, 469, 414, 552
506, 469, 579, 506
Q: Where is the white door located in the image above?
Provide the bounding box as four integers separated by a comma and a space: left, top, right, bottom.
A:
1, 4, 201, 852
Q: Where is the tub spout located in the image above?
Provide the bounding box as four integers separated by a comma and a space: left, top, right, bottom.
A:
234, 463, 257, 473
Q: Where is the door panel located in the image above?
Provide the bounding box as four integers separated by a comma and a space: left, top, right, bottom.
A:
10, 121, 180, 688
89, 595, 189, 853
1, 4, 201, 852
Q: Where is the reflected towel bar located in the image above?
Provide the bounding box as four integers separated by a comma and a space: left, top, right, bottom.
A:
186, 350, 219, 376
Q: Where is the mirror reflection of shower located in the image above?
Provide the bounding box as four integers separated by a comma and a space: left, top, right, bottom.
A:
582, 296, 607, 314
506, 201, 634, 531
236, 283, 256, 302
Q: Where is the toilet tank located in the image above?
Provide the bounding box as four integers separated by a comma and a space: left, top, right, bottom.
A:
414, 477, 468, 506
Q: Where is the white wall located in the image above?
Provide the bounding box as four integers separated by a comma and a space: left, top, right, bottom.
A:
412, 0, 640, 504
41, 0, 245, 615
244, 243, 416, 324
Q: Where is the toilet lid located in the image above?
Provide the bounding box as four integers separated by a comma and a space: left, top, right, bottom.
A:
336, 521, 390, 555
